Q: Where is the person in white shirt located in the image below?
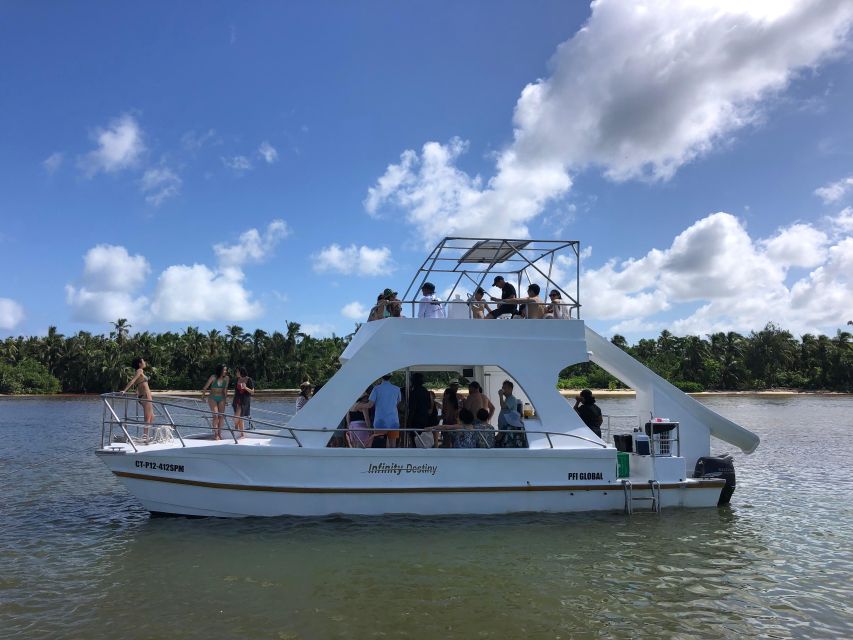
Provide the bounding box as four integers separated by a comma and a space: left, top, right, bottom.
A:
418, 282, 445, 319
546, 289, 571, 319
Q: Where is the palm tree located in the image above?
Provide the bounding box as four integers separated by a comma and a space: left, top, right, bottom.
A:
111, 318, 132, 346
43, 326, 65, 376
251, 329, 269, 379
678, 335, 708, 383
746, 323, 796, 388
206, 329, 223, 359
225, 325, 250, 365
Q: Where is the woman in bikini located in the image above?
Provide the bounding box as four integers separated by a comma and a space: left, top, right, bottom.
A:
123, 357, 154, 441
202, 364, 229, 440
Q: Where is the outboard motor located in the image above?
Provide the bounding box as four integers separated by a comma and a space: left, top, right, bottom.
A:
693, 454, 736, 505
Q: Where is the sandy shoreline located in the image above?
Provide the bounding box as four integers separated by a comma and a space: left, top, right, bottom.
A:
2, 388, 850, 399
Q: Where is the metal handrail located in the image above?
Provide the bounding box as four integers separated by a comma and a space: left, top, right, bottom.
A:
100, 392, 608, 450
377, 299, 579, 320
101, 393, 302, 448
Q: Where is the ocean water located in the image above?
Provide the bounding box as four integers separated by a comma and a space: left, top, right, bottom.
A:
1, 395, 852, 639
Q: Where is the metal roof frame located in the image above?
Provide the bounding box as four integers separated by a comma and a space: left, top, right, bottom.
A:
400, 237, 581, 317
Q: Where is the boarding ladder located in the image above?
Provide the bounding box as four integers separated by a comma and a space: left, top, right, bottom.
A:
621, 479, 661, 514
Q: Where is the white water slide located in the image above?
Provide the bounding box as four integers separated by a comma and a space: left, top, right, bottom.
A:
585, 326, 760, 468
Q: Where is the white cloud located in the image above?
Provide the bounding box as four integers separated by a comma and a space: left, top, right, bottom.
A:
761, 223, 828, 268
151, 264, 261, 322
300, 323, 337, 338
312, 244, 394, 276
0, 298, 25, 330
367, 1, 853, 243
815, 175, 853, 203
181, 129, 218, 152
151, 220, 289, 322
579, 212, 853, 336
213, 220, 290, 268
221, 155, 252, 173
341, 301, 368, 320
43, 152, 63, 174
65, 245, 151, 323
830, 207, 853, 232
81, 244, 150, 292
65, 286, 150, 324
365, 137, 569, 245
258, 141, 279, 164
80, 114, 145, 177
140, 166, 182, 206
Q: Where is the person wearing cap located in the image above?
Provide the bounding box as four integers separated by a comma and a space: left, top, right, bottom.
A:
384, 288, 403, 318
296, 381, 313, 411
468, 287, 491, 319
417, 282, 445, 319
574, 388, 603, 438
487, 276, 518, 319
546, 289, 571, 319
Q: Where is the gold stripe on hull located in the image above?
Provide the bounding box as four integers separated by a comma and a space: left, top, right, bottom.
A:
113, 471, 725, 494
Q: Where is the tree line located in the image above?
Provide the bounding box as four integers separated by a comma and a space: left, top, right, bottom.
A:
0, 319, 850, 394
560, 323, 852, 393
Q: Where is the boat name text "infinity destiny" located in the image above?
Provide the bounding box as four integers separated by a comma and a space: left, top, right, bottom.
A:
367, 463, 438, 476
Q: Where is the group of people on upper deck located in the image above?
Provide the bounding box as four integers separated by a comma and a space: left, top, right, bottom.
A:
367, 277, 572, 321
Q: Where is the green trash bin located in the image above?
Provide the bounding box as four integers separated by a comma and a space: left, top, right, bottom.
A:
617, 451, 630, 478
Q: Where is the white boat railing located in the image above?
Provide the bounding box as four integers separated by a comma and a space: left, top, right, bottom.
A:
602, 414, 642, 443
99, 393, 608, 451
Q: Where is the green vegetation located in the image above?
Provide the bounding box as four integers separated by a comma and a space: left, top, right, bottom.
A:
559, 324, 852, 393
0, 321, 352, 393
0, 320, 850, 394
0, 359, 61, 394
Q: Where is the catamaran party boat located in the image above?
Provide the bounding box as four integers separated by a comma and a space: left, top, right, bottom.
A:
96, 238, 760, 517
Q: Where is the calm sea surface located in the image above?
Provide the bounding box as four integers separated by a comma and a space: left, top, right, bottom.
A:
1, 395, 852, 639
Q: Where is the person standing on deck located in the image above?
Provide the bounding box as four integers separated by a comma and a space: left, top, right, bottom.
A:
497, 379, 520, 430
232, 366, 255, 438
574, 389, 603, 438
296, 381, 313, 411
368, 374, 402, 448
487, 276, 518, 319
201, 364, 229, 440
417, 282, 446, 318
122, 357, 154, 441
462, 380, 495, 422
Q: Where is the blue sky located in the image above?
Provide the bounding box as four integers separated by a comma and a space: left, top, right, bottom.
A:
1, 1, 852, 339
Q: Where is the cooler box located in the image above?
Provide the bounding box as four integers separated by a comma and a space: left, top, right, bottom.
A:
613, 434, 633, 452
633, 432, 651, 456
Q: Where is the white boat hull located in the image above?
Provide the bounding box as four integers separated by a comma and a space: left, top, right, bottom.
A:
97, 444, 724, 517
